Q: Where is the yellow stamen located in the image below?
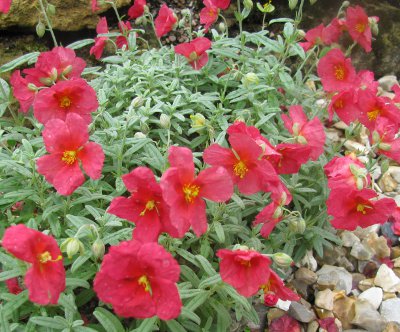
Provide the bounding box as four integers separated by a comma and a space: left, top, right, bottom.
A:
139, 200, 156, 216
59, 96, 72, 108
367, 109, 380, 121
188, 51, 198, 62
355, 23, 366, 33
183, 184, 200, 204
356, 203, 368, 215
138, 275, 151, 293
61, 150, 77, 165
334, 99, 344, 109
38, 251, 62, 264
239, 259, 251, 267
233, 160, 248, 179
334, 65, 345, 80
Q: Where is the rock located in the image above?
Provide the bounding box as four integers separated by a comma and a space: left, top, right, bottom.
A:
383, 292, 397, 301
343, 330, 368, 332
358, 287, 383, 310
354, 225, 381, 240
358, 278, 375, 292
361, 261, 379, 278
290, 279, 309, 298
393, 247, 400, 259
267, 308, 286, 325
379, 172, 399, 192
307, 320, 319, 332
389, 166, 400, 183
351, 242, 374, 261
338, 256, 355, 272
351, 299, 386, 332
288, 301, 316, 323
317, 246, 347, 266
315, 289, 334, 311
395, 268, 400, 278
363, 233, 391, 259
333, 295, 356, 329
379, 75, 398, 91
341, 231, 361, 247
314, 307, 334, 319
317, 265, 353, 294
295, 267, 318, 285
352, 273, 366, 290
374, 264, 400, 292
326, 128, 342, 143
344, 140, 367, 154
381, 222, 400, 247
380, 298, 400, 324
384, 322, 400, 332
0, 0, 131, 31
300, 250, 318, 272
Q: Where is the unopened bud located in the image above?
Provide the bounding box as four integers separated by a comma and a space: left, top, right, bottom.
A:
342, 1, 350, 8
356, 177, 364, 190
272, 252, 294, 268
160, 114, 171, 128
143, 5, 149, 14
288, 217, 306, 234
50, 67, 58, 82
379, 143, 392, 151
134, 132, 147, 138
288, 0, 299, 10
190, 113, 206, 128
62, 65, 73, 76
27, 83, 38, 91
92, 238, 105, 260
242, 72, 259, 88
292, 123, 300, 136
369, 17, 379, 36
297, 29, 306, 38
243, 0, 253, 10
372, 130, 380, 144
218, 22, 226, 33
60, 238, 84, 259
36, 21, 46, 38
46, 3, 56, 15
297, 135, 308, 145
272, 206, 283, 219
181, 8, 191, 16
39, 77, 53, 86
140, 122, 150, 134
131, 96, 144, 108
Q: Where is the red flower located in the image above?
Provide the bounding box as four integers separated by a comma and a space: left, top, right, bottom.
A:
324, 154, 370, 190
270, 315, 301, 332
33, 78, 98, 125
319, 318, 339, 332
36, 113, 104, 196
390, 207, 400, 236
317, 48, 357, 92
154, 4, 177, 38
128, 0, 147, 19
268, 143, 311, 175
357, 90, 400, 132
299, 19, 342, 52
10, 70, 40, 113
0, 0, 12, 13
345, 6, 374, 53
327, 188, 396, 230
175, 37, 211, 70
261, 270, 300, 306
91, 0, 100, 12
392, 84, 400, 103
116, 21, 133, 50
5, 277, 23, 295
1, 224, 65, 305
217, 248, 271, 297
160, 146, 233, 237
94, 240, 182, 320
209, 0, 230, 10
328, 89, 360, 123
200, 0, 219, 32
281, 105, 325, 160
253, 200, 284, 238
204, 133, 278, 195
108, 167, 179, 242
371, 117, 400, 164
90, 17, 109, 60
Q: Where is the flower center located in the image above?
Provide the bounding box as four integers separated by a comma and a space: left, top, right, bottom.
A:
138, 275, 151, 293
367, 109, 380, 121
183, 184, 200, 203
334, 65, 345, 80
189, 51, 199, 62
334, 99, 344, 109
233, 160, 248, 179
140, 200, 156, 216
239, 259, 251, 267
355, 23, 366, 33
61, 150, 77, 165
59, 96, 72, 109
356, 203, 370, 215
38, 251, 62, 264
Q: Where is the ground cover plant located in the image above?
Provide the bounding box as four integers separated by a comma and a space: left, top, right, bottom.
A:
0, 0, 399, 331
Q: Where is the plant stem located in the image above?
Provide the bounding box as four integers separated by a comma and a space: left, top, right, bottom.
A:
109, 1, 122, 23
148, 13, 163, 48
38, 0, 58, 47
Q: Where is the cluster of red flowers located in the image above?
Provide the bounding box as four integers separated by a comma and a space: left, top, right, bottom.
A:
11, 47, 105, 196
300, 5, 378, 53
0, 0, 11, 13
199, 0, 231, 32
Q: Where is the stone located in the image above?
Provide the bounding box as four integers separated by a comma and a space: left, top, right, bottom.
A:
380, 298, 400, 324
354, 225, 381, 240
381, 223, 400, 247
341, 231, 361, 247
352, 273, 366, 290
393, 247, 400, 259
384, 322, 400, 332
358, 287, 383, 310
351, 299, 386, 332
344, 140, 367, 154
389, 166, 400, 183
0, 0, 131, 31
350, 243, 372, 261
338, 256, 355, 272
383, 292, 397, 301
333, 295, 356, 329
314, 307, 334, 319
361, 261, 379, 279
300, 250, 318, 272
379, 75, 398, 91
326, 128, 342, 144
394, 258, 400, 268
267, 308, 285, 325
307, 320, 319, 332
379, 172, 399, 192
315, 289, 334, 311
363, 232, 391, 259
358, 278, 375, 292
290, 279, 309, 298
374, 264, 400, 292
317, 265, 353, 294
295, 267, 318, 285
288, 301, 316, 323
395, 268, 400, 278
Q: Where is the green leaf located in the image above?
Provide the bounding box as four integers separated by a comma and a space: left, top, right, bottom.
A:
93, 307, 125, 332
66, 278, 90, 290
0, 269, 22, 282
165, 320, 186, 332
29, 316, 68, 329
184, 291, 209, 312
0, 305, 11, 332
195, 255, 217, 276
0, 52, 40, 73
67, 39, 95, 50
131, 317, 158, 332
213, 222, 225, 243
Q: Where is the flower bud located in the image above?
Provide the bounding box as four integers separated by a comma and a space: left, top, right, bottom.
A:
342, 1, 350, 8
218, 22, 226, 33
372, 130, 381, 144
50, 67, 58, 82
369, 17, 379, 36
160, 114, 171, 128
62, 65, 73, 77
379, 143, 392, 151
272, 252, 294, 268
292, 123, 300, 136
140, 122, 150, 134
46, 3, 56, 15
190, 113, 206, 128
242, 72, 260, 88
134, 131, 147, 139
92, 238, 105, 260
243, 0, 253, 10
288, 0, 299, 10
288, 217, 306, 234
60, 238, 84, 259
39, 77, 53, 86
36, 21, 46, 38
131, 96, 144, 108
296, 135, 308, 145
27, 83, 38, 91
272, 206, 283, 219
356, 177, 364, 190
181, 8, 191, 16
297, 29, 306, 38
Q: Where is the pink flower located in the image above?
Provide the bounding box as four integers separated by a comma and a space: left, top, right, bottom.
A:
33, 78, 98, 125
209, 0, 230, 10
2, 224, 65, 305
267, 143, 311, 175
200, 0, 219, 32
36, 113, 104, 196
0, 0, 12, 13
261, 270, 300, 306
328, 89, 360, 123
344, 6, 374, 53
10, 70, 40, 113
270, 315, 301, 332
90, 17, 109, 59
253, 200, 284, 238
5, 277, 23, 295
327, 188, 396, 230
128, 0, 147, 19
108, 167, 179, 242
317, 48, 357, 92
94, 240, 182, 319
160, 146, 233, 237
299, 18, 342, 52
217, 248, 272, 297
91, 0, 100, 12
281, 105, 325, 160
175, 37, 212, 70
371, 117, 400, 164
154, 4, 177, 38
116, 21, 133, 49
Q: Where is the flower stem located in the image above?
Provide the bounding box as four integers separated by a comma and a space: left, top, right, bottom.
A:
148, 13, 163, 48
38, 0, 58, 47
